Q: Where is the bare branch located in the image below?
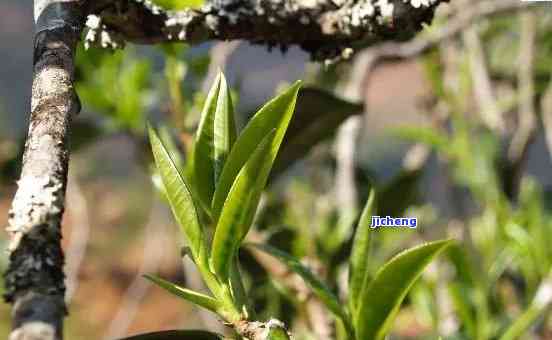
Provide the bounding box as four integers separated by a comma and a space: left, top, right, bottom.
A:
103, 200, 167, 340
507, 11, 537, 199
542, 78, 552, 160
508, 12, 537, 163
3, 1, 85, 339
64, 172, 91, 303
358, 0, 535, 72
463, 25, 505, 133
84, 0, 445, 60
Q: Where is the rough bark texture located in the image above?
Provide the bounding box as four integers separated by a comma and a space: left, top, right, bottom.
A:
4, 1, 85, 339
83, 0, 447, 60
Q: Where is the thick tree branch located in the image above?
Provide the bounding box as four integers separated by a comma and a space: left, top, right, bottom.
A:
83, 0, 445, 60
3, 1, 85, 339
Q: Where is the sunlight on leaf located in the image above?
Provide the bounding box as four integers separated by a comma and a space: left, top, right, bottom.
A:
348, 189, 376, 317
149, 126, 206, 264
210, 131, 276, 282
145, 275, 222, 314
211, 81, 302, 219
194, 72, 236, 213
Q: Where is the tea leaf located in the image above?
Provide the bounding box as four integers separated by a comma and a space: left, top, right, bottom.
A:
149, 126, 206, 264
145, 275, 222, 314
194, 73, 236, 211
212, 81, 301, 218
356, 240, 452, 340
348, 189, 376, 317
211, 131, 276, 281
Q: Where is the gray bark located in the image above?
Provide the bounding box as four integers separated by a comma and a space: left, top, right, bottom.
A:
4, 1, 85, 339
85, 0, 447, 61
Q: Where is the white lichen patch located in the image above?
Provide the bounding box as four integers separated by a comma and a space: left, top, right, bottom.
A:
205, 14, 220, 31
132, 0, 165, 15
32, 69, 71, 110
350, 2, 375, 27
84, 14, 125, 50
7, 174, 63, 252
9, 321, 56, 340
86, 15, 101, 30
375, 0, 394, 20
405, 0, 437, 8
165, 14, 195, 40
296, 0, 320, 10
341, 47, 353, 59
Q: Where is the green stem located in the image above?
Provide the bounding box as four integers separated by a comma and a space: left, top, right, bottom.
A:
500, 274, 552, 340
230, 255, 253, 318
499, 304, 541, 340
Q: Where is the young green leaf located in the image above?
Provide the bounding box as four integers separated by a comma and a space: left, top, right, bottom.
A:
194, 73, 236, 211
249, 243, 352, 332
159, 125, 184, 169
211, 81, 302, 218
149, 126, 206, 264
119, 330, 222, 340
229, 256, 250, 315
355, 240, 452, 340
210, 131, 276, 281
145, 275, 222, 314
348, 189, 376, 316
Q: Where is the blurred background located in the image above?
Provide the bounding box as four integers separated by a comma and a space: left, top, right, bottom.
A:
1, 1, 552, 339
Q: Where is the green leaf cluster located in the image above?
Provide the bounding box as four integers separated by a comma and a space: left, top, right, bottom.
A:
147, 72, 301, 326
251, 189, 452, 340
146, 73, 450, 340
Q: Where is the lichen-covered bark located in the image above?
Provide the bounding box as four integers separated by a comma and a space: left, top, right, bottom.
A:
84, 0, 446, 60
4, 1, 85, 339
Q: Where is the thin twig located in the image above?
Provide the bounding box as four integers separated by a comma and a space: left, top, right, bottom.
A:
507, 11, 537, 200
200, 42, 241, 94
541, 78, 552, 159
333, 116, 361, 241
103, 199, 167, 340
463, 25, 505, 133
359, 0, 535, 76
64, 171, 91, 303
